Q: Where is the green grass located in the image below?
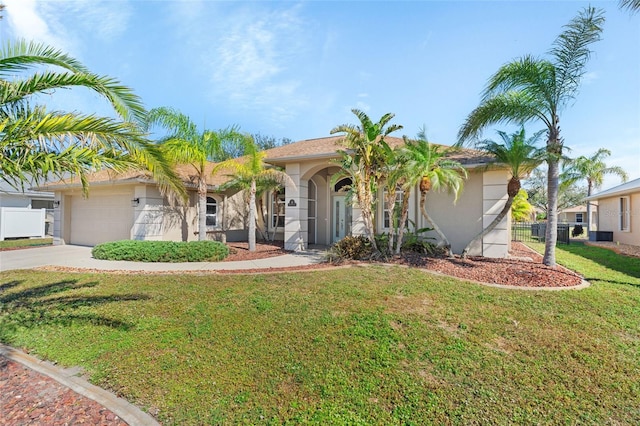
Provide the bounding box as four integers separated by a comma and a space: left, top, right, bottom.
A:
1, 243, 639, 424
0, 237, 52, 250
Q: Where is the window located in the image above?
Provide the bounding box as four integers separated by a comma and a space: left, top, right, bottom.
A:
575, 213, 583, 223
206, 196, 217, 227
334, 177, 352, 193
308, 181, 317, 244
383, 187, 403, 229
272, 190, 285, 228
620, 196, 630, 231
31, 199, 54, 210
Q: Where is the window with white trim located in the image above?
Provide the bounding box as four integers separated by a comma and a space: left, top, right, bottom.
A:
575, 213, 583, 223
383, 187, 403, 229
620, 196, 630, 231
272, 190, 285, 228
206, 196, 217, 227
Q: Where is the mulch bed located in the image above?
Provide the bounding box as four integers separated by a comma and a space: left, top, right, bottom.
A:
224, 241, 288, 261
0, 356, 127, 426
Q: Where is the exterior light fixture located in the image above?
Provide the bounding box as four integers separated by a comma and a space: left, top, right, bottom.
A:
131, 197, 140, 207
53, 200, 60, 208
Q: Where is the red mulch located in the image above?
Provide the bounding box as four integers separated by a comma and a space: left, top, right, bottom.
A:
224, 241, 288, 261
0, 356, 127, 426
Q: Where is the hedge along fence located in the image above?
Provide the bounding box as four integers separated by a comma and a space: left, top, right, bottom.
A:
92, 240, 229, 262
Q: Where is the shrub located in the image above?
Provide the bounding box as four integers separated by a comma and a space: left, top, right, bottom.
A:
326, 235, 372, 262
572, 225, 584, 237
92, 240, 229, 262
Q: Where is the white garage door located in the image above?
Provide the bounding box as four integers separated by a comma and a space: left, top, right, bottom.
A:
70, 192, 133, 246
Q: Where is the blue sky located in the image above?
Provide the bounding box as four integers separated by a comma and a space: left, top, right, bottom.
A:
3, 0, 638, 191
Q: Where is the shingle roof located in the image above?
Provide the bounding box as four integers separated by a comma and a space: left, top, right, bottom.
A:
34, 135, 497, 191
34, 162, 238, 191
263, 136, 495, 166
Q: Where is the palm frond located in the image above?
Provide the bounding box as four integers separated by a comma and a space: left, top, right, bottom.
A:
0, 39, 89, 76
457, 91, 548, 144
550, 6, 605, 105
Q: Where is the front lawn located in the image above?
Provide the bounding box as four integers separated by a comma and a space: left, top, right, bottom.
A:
0, 244, 639, 424
0, 237, 53, 250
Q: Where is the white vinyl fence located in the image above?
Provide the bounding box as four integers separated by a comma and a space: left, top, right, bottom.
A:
0, 207, 46, 241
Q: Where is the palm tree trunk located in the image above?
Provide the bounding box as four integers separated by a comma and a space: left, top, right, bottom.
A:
462, 196, 514, 258
197, 179, 207, 241
359, 181, 378, 251
420, 191, 452, 256
543, 157, 559, 266
248, 179, 257, 252
384, 189, 397, 255
256, 198, 269, 242
586, 180, 593, 232
270, 190, 279, 242
394, 189, 410, 254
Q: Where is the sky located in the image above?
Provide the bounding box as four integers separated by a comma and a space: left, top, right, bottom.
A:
2, 0, 639, 192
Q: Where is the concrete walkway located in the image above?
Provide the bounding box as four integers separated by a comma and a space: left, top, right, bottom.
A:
0, 244, 326, 272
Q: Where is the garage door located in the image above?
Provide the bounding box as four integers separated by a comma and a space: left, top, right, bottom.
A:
70, 192, 133, 246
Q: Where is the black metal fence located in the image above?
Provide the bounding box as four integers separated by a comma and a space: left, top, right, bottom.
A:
511, 222, 570, 244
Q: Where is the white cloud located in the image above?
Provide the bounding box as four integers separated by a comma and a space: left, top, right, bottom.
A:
169, 2, 312, 127
4, 0, 131, 55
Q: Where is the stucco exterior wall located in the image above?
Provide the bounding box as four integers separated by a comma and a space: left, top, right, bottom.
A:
419, 169, 485, 255
597, 193, 640, 246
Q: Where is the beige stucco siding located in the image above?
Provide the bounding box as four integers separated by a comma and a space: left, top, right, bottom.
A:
597, 193, 640, 246
421, 170, 485, 254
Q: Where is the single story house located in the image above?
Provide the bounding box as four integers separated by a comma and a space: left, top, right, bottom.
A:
586, 177, 640, 246
35, 136, 512, 257
558, 204, 597, 229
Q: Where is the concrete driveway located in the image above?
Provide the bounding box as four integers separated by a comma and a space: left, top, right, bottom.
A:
0, 245, 325, 272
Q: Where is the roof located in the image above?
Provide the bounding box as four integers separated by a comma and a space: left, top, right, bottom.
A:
586, 177, 640, 201
263, 136, 496, 167
33, 135, 497, 192
559, 205, 587, 214
33, 162, 238, 191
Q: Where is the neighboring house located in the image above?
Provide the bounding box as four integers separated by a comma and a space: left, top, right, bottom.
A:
0, 180, 55, 235
558, 205, 597, 229
35, 136, 511, 257
586, 177, 640, 246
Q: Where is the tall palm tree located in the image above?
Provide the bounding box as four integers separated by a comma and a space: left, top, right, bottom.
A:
0, 40, 182, 195
461, 128, 545, 258
562, 148, 628, 230
145, 107, 242, 241
330, 109, 403, 251
398, 135, 467, 256
458, 7, 605, 266
217, 136, 294, 252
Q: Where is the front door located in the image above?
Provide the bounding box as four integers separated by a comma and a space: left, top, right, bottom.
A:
332, 195, 351, 243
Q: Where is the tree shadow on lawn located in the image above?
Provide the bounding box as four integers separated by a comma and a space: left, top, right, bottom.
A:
0, 278, 149, 338
561, 243, 640, 285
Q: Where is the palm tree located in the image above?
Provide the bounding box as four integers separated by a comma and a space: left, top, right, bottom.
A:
145, 107, 242, 241
330, 109, 403, 251
217, 136, 294, 252
398, 134, 467, 256
0, 40, 182, 195
457, 7, 605, 266
461, 128, 545, 258
562, 148, 628, 230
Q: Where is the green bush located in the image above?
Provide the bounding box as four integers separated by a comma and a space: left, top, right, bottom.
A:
92, 240, 229, 262
326, 235, 372, 262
